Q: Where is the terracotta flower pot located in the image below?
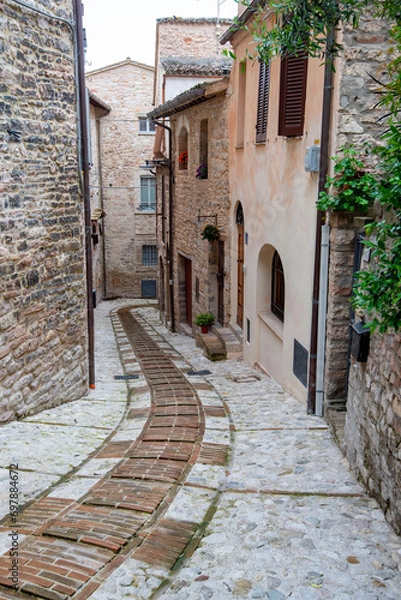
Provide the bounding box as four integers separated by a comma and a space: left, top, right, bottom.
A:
201, 325, 209, 334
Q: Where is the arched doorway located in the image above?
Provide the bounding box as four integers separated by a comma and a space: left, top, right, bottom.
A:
236, 203, 245, 329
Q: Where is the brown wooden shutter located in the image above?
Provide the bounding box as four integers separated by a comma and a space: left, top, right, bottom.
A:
278, 53, 308, 137
256, 60, 270, 143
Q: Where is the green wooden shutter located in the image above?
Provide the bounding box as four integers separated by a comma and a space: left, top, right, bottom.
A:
256, 60, 270, 143
278, 53, 308, 137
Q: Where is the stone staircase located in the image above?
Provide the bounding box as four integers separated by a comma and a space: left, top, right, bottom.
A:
196, 323, 242, 361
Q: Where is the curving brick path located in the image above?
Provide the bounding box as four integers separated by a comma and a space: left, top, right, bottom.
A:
0, 307, 230, 600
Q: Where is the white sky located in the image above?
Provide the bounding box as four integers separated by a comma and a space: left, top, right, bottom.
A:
83, 0, 238, 71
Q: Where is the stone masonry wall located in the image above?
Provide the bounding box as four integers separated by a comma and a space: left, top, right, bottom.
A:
325, 15, 401, 531
0, 0, 88, 421
170, 88, 231, 332
86, 61, 157, 299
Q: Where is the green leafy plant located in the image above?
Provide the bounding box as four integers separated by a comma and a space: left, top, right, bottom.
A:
316, 146, 377, 213
194, 312, 215, 327
201, 224, 220, 241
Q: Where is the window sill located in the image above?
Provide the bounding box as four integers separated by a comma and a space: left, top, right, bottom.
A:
138, 132, 156, 136
258, 311, 284, 341
137, 209, 156, 214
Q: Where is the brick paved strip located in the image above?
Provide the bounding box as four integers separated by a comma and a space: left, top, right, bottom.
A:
143, 427, 198, 443
128, 408, 150, 419
0, 498, 74, 535
96, 441, 133, 459
0, 536, 114, 598
128, 441, 194, 461
83, 479, 171, 513
150, 415, 199, 428
199, 443, 230, 466
154, 406, 198, 416
112, 458, 187, 482
204, 406, 227, 418
133, 519, 198, 570
42, 506, 146, 551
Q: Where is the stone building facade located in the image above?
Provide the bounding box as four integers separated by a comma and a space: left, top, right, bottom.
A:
86, 60, 158, 300
153, 18, 232, 106
322, 17, 401, 533
149, 79, 231, 336
0, 0, 88, 421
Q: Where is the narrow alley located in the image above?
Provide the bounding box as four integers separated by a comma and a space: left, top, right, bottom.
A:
0, 301, 400, 600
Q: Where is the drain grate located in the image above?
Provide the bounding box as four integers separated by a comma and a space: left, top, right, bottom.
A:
114, 374, 140, 380
187, 369, 212, 376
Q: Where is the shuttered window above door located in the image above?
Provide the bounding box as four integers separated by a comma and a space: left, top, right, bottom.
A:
278, 53, 308, 137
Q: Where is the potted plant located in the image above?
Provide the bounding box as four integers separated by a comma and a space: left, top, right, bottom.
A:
201, 224, 220, 242
196, 163, 208, 179
178, 150, 188, 170
195, 312, 215, 333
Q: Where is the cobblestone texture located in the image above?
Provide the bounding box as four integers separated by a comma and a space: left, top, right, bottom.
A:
0, 300, 399, 599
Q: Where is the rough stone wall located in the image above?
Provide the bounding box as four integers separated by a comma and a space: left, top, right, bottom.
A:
86, 61, 157, 299
346, 332, 401, 534
154, 19, 232, 105
0, 0, 88, 421
169, 89, 231, 332
324, 213, 358, 408
325, 15, 401, 531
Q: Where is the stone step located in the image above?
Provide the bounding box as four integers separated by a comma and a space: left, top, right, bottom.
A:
195, 330, 227, 361
212, 326, 242, 358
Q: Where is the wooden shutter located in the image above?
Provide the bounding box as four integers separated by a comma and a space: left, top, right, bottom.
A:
278, 53, 308, 137
256, 60, 270, 143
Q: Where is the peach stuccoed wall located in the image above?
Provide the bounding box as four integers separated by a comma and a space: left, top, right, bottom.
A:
227, 30, 325, 401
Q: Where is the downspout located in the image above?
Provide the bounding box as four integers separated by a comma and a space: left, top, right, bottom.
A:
151, 120, 175, 332
307, 28, 335, 414
315, 224, 330, 416
96, 117, 108, 300
73, 0, 95, 388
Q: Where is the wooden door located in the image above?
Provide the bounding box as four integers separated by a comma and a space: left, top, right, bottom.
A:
237, 224, 244, 329
185, 257, 192, 326
217, 240, 225, 325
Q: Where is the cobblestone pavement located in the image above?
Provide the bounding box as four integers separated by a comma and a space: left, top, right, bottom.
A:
0, 300, 400, 600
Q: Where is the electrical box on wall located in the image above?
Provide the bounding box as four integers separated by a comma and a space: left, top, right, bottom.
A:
351, 322, 370, 363
304, 145, 320, 172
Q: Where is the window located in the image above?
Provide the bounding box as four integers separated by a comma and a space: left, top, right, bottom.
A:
256, 60, 270, 143
271, 251, 285, 322
237, 60, 247, 146
197, 120, 208, 179
140, 176, 156, 211
138, 117, 155, 134
178, 126, 188, 170
141, 280, 157, 298
142, 245, 157, 267
278, 53, 308, 137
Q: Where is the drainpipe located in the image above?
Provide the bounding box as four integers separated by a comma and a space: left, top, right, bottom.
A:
307, 28, 335, 414
96, 118, 108, 300
315, 224, 330, 416
151, 120, 175, 332
73, 0, 95, 388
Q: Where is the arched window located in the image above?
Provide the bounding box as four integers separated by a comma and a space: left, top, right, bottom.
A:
178, 126, 188, 170
271, 251, 285, 322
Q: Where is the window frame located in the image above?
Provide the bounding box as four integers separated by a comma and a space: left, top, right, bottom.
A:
138, 117, 156, 135
271, 250, 285, 322
139, 175, 156, 212
142, 245, 157, 267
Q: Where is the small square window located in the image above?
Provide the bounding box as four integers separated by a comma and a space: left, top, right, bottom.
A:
139, 117, 156, 134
